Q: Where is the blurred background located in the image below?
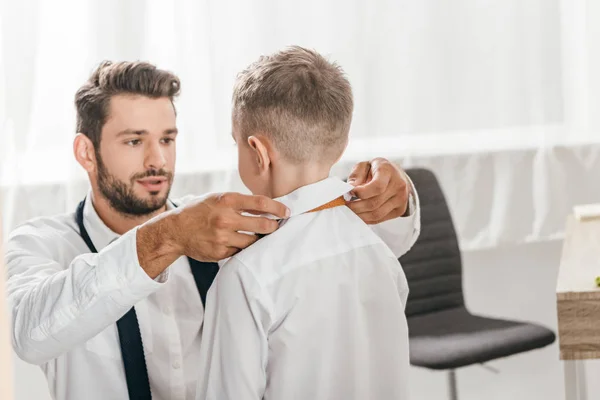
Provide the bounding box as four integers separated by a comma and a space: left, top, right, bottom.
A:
2, 0, 600, 399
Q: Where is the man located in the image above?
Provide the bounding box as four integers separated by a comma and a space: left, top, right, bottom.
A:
5, 61, 420, 400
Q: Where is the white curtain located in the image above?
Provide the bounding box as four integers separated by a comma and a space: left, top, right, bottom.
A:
1, 0, 600, 250
0, 213, 14, 400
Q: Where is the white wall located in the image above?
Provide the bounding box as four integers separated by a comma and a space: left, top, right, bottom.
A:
12, 239, 584, 400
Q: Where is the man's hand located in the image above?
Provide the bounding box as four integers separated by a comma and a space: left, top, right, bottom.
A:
346, 158, 411, 225
174, 193, 290, 261
136, 193, 289, 278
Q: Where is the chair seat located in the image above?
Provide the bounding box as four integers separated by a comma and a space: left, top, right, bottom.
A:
408, 307, 556, 370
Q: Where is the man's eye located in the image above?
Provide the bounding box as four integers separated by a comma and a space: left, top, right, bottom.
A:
126, 139, 141, 146
161, 138, 174, 144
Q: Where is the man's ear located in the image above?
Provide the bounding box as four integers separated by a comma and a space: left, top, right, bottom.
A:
73, 133, 97, 173
247, 135, 272, 174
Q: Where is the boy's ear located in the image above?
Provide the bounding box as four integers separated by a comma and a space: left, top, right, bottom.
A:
247, 135, 271, 173
73, 133, 97, 173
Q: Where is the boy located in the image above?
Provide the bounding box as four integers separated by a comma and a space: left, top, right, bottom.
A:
196, 46, 415, 400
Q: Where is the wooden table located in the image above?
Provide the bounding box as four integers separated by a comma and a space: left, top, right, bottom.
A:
556, 215, 600, 400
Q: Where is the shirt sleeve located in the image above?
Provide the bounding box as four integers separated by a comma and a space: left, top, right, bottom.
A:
196, 258, 271, 400
5, 222, 165, 365
369, 175, 421, 258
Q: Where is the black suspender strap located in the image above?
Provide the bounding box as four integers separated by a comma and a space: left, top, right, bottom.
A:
75, 199, 219, 399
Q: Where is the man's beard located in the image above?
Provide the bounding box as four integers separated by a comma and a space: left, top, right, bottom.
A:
96, 152, 173, 217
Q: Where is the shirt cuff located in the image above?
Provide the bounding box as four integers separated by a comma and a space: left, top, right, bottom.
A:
402, 174, 419, 217
403, 193, 416, 217
96, 227, 166, 306
154, 268, 170, 283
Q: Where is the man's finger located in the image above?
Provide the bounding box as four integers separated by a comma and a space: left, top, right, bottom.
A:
346, 189, 394, 214
351, 168, 391, 200
368, 207, 405, 225
233, 214, 280, 234
359, 195, 404, 225
227, 231, 259, 249
347, 161, 371, 186
240, 195, 289, 218
222, 247, 240, 259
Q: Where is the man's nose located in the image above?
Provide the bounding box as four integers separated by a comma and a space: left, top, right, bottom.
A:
144, 141, 167, 171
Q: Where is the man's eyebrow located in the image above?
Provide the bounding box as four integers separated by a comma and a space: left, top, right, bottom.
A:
116, 129, 147, 137
116, 128, 178, 136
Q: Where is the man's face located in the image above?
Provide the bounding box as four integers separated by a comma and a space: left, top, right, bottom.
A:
95, 94, 177, 216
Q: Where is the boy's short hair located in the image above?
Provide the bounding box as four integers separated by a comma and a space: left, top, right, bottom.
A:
232, 46, 354, 164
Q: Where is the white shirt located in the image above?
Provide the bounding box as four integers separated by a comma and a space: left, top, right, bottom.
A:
195, 177, 418, 400
5, 183, 419, 400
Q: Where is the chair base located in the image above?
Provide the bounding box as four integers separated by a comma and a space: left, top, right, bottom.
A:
448, 370, 458, 400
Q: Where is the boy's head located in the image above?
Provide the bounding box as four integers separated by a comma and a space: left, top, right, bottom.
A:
232, 46, 354, 196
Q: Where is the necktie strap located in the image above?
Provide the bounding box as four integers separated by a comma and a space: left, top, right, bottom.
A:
74, 199, 218, 400
306, 196, 347, 213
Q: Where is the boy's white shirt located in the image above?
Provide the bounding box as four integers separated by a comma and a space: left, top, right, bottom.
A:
5, 177, 419, 400
196, 177, 418, 400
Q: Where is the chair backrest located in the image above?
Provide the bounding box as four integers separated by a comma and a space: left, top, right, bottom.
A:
400, 168, 465, 318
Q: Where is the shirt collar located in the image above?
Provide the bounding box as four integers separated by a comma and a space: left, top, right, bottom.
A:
219, 177, 354, 268
82, 189, 176, 251
273, 177, 354, 218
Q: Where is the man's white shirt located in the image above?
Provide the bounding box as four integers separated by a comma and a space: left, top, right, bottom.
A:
5, 179, 420, 400
195, 177, 417, 400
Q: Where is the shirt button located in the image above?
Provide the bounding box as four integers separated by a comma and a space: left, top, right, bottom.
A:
164, 306, 171, 314
173, 361, 181, 369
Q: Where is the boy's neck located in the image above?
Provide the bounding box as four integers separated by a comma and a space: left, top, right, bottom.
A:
267, 162, 331, 199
